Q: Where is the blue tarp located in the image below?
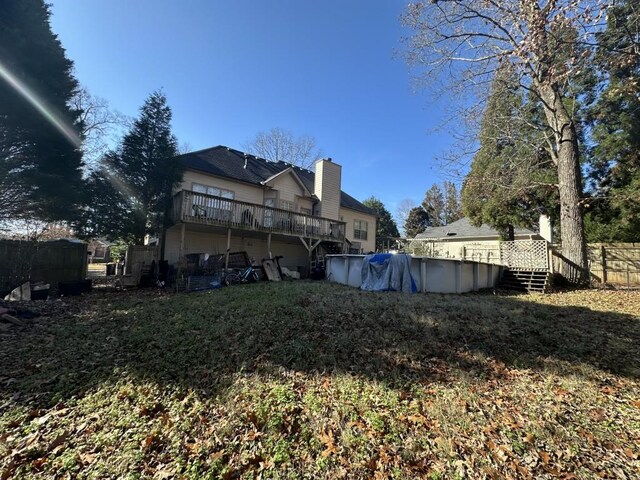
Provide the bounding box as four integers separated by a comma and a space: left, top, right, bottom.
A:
360, 253, 418, 293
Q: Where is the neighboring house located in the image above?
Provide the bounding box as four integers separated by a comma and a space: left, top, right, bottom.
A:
410, 217, 544, 262
87, 238, 112, 263
163, 146, 377, 274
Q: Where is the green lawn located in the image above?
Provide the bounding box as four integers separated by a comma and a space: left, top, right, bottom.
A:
1, 282, 639, 479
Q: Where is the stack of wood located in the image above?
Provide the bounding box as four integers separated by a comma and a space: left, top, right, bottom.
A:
0, 306, 26, 329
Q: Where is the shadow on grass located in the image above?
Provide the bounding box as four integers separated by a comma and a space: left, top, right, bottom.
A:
1, 282, 639, 407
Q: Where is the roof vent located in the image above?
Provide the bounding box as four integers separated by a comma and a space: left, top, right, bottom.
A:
243, 154, 248, 169
446, 232, 457, 236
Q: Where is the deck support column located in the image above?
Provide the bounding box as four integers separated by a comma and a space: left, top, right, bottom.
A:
299, 237, 322, 278
175, 222, 186, 289
224, 228, 231, 271
267, 233, 272, 259
179, 222, 186, 261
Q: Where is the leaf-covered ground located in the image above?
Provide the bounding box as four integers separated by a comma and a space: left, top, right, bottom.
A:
1, 282, 639, 479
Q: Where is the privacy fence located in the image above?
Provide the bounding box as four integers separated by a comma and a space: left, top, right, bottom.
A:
0, 239, 87, 295
552, 243, 640, 287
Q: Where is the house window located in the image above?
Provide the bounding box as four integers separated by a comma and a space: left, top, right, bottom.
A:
281, 200, 294, 211
191, 183, 235, 220
192, 183, 234, 199
354, 220, 368, 240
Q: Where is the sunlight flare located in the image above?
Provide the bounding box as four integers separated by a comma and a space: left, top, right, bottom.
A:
0, 59, 81, 147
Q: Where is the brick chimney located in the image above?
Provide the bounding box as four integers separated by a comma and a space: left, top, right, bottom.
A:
314, 158, 341, 220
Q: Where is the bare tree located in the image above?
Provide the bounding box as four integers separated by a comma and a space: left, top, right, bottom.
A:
244, 127, 322, 169
396, 198, 416, 235
178, 141, 193, 155
72, 86, 129, 168
402, 0, 609, 282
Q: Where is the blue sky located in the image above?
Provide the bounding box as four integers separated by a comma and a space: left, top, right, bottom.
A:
49, 0, 455, 219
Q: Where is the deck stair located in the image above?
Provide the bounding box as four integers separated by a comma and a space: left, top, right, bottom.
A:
498, 268, 551, 293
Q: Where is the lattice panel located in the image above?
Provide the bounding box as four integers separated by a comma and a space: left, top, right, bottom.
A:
500, 240, 549, 270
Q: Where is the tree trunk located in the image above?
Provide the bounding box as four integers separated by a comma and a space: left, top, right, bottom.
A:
537, 81, 589, 283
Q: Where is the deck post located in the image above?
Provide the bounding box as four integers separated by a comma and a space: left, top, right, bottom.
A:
268, 233, 272, 259
299, 237, 311, 277
175, 222, 186, 289
224, 228, 231, 271
179, 222, 186, 261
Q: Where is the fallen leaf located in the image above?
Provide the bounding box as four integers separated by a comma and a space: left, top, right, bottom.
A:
590, 408, 606, 422
184, 439, 201, 453
31, 457, 47, 471
209, 450, 225, 462
320, 429, 337, 457
80, 452, 96, 464
48, 432, 69, 454
142, 433, 156, 451
154, 468, 175, 479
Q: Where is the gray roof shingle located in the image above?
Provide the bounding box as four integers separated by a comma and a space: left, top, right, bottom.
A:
179, 146, 375, 216
414, 217, 537, 239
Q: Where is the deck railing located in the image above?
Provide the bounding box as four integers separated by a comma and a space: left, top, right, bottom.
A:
171, 190, 346, 242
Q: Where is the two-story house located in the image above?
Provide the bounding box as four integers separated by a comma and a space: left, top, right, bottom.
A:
163, 146, 377, 274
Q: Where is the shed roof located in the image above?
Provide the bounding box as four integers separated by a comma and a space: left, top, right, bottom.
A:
415, 217, 537, 239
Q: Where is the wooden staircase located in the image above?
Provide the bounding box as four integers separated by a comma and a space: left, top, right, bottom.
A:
498, 268, 551, 293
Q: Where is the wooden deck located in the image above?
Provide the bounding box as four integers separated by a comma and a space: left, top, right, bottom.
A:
171, 190, 346, 243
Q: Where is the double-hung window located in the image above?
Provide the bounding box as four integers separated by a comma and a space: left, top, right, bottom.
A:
280, 200, 294, 211
353, 219, 368, 241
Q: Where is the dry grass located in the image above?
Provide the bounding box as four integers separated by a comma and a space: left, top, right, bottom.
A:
1, 282, 639, 479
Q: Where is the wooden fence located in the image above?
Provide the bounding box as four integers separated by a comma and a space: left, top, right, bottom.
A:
551, 243, 640, 287
0, 239, 87, 295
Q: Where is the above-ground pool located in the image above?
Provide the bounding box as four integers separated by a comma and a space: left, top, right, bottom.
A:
325, 254, 501, 293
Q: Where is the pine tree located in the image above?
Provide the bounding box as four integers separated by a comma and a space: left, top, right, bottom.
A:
585, 0, 640, 242
81, 91, 182, 243
404, 207, 431, 238
362, 196, 400, 249
442, 181, 462, 225
422, 182, 461, 226
461, 65, 558, 239
422, 184, 445, 226
0, 0, 84, 224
